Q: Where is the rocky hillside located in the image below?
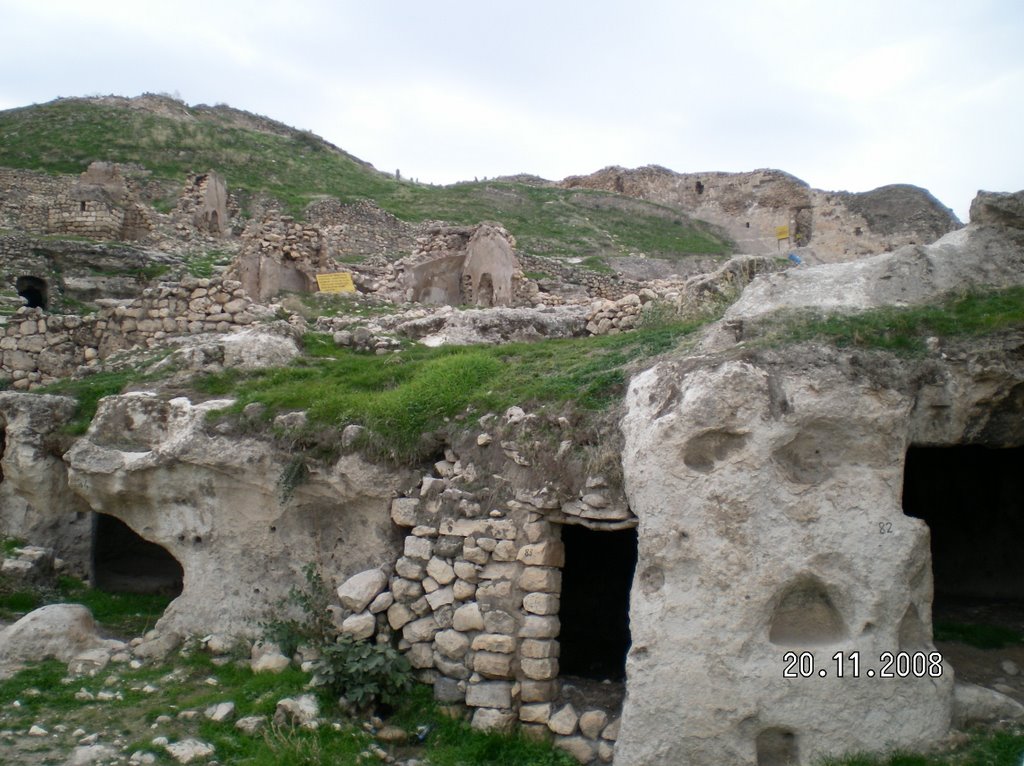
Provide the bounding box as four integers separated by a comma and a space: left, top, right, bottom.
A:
0, 95, 730, 266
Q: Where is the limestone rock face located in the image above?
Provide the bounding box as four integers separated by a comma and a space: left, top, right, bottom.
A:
615, 205, 1024, 764
0, 604, 118, 674
618, 349, 955, 764
146, 324, 301, 376
723, 223, 1024, 327
0, 392, 93, 575
970, 190, 1024, 229
64, 393, 414, 636
395, 305, 588, 346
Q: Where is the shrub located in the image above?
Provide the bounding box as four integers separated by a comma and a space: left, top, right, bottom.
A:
314, 634, 412, 710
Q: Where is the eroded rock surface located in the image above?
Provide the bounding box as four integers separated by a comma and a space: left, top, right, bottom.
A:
63, 393, 415, 636
615, 202, 1024, 764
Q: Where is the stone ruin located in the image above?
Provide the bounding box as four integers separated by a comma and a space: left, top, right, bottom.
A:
393, 223, 525, 307
562, 166, 961, 262
47, 161, 153, 242
227, 211, 333, 301
187, 171, 228, 236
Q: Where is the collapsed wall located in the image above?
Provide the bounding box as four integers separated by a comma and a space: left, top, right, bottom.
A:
561, 166, 961, 261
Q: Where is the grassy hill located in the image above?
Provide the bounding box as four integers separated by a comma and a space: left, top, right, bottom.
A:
0, 95, 730, 262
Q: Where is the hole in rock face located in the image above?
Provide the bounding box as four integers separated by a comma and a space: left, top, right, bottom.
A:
15, 275, 48, 309
92, 513, 183, 596
769, 578, 846, 646
558, 525, 637, 681
903, 446, 1024, 601
756, 727, 799, 766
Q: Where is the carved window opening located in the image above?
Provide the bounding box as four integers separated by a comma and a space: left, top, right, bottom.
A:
756, 728, 799, 766
91, 513, 183, 597
559, 525, 637, 681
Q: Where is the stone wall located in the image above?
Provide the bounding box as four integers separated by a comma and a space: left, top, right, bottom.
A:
517, 253, 645, 303
229, 213, 332, 301
0, 277, 263, 388
305, 198, 416, 261
0, 168, 68, 233
385, 224, 526, 308
46, 162, 153, 242
322, 414, 635, 763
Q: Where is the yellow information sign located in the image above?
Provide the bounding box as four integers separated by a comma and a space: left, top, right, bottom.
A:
775, 225, 790, 241
316, 272, 355, 293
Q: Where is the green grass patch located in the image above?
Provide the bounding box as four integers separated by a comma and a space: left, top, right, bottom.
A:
0, 574, 171, 636
38, 369, 138, 434
187, 249, 233, 278
201, 319, 705, 460
1, 537, 26, 555
821, 728, 1024, 765
0, 658, 576, 766
391, 685, 577, 766
933, 621, 1024, 650
580, 255, 614, 273
766, 287, 1024, 354
56, 576, 173, 636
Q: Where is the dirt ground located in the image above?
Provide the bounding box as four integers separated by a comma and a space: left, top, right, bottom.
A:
934, 597, 1024, 704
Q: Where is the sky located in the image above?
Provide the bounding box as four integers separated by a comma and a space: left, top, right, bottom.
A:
1, 0, 1021, 222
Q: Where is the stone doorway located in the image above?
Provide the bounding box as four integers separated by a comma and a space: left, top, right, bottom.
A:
475, 273, 495, 307
903, 445, 1024, 700
15, 275, 48, 309
903, 446, 1024, 602
91, 513, 184, 596
558, 524, 637, 681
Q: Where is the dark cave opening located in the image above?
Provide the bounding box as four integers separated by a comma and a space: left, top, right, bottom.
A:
15, 275, 48, 310
558, 525, 637, 681
91, 513, 184, 596
903, 446, 1024, 607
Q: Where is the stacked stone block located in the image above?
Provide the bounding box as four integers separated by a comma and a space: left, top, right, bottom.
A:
321, 420, 637, 764
0, 277, 263, 388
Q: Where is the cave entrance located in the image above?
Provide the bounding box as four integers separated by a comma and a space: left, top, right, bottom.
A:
558, 525, 637, 681
903, 446, 1024, 631
15, 275, 48, 310
91, 513, 183, 596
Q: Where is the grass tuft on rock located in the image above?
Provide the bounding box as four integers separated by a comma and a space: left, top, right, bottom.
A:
198, 318, 706, 460
766, 286, 1024, 353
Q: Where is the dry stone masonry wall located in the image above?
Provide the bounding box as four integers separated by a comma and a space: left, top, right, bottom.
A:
0, 277, 264, 388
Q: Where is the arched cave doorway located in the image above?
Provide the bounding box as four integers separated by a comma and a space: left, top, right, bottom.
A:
903, 446, 1024, 638
476, 273, 495, 308
15, 275, 48, 310
91, 513, 184, 596
558, 524, 638, 681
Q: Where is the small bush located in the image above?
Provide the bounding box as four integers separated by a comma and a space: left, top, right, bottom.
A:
314, 634, 412, 710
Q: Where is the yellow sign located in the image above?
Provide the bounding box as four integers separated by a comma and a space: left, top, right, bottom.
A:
775, 225, 790, 241
316, 272, 355, 293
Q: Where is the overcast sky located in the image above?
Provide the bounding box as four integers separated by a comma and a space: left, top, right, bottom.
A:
1, 0, 1021, 221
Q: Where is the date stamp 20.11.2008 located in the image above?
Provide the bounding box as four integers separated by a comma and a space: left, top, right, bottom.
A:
783, 650, 944, 679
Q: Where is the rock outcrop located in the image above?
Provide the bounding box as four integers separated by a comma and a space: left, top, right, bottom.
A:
562, 165, 960, 261
63, 394, 416, 636
613, 192, 1024, 765
0, 392, 93, 575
